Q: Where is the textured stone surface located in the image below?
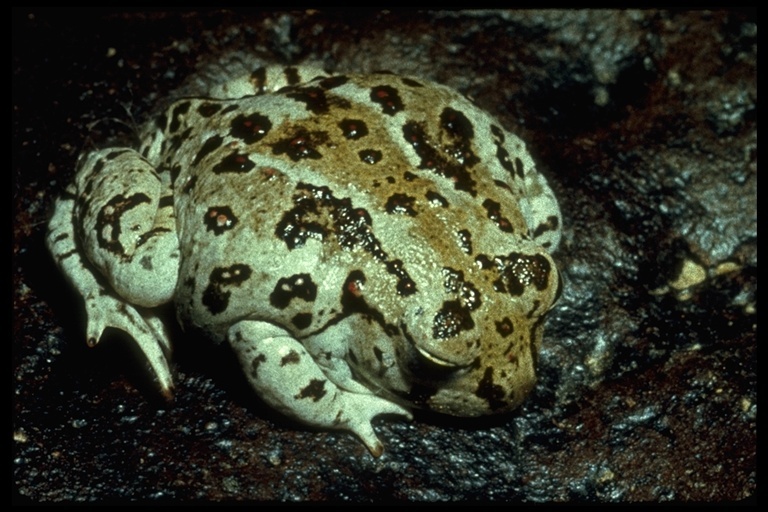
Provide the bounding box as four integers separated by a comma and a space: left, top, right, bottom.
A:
13, 9, 755, 502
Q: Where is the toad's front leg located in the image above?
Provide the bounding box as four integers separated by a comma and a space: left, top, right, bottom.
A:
46, 148, 180, 396
228, 320, 412, 456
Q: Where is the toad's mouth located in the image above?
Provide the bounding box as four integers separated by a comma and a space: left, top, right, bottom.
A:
414, 345, 465, 368
400, 321, 480, 371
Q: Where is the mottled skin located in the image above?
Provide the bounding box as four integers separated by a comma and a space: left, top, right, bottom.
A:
47, 66, 562, 456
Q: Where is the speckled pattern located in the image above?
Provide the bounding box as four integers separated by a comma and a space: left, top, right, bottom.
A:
46, 66, 562, 456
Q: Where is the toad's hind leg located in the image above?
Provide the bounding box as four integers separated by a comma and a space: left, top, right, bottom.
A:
228, 320, 412, 456
71, 148, 180, 308
46, 148, 180, 396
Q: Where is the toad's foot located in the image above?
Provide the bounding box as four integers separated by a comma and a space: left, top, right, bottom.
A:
229, 320, 412, 456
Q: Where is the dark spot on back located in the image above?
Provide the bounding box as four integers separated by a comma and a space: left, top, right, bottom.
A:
402, 121, 477, 196
532, 215, 560, 239
370, 84, 404, 115
197, 103, 222, 117
272, 129, 325, 161
359, 149, 382, 164
204, 206, 238, 235
291, 313, 313, 330
439, 107, 480, 167
433, 300, 475, 339
201, 264, 253, 314
230, 112, 273, 144
319, 75, 349, 89
426, 190, 449, 207
286, 87, 331, 115
212, 152, 256, 174
385, 193, 417, 216
475, 254, 494, 270
221, 104, 238, 115
339, 119, 369, 139
482, 198, 514, 233
442, 267, 481, 311
494, 252, 552, 296
192, 135, 224, 166
269, 273, 318, 309
386, 259, 417, 297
